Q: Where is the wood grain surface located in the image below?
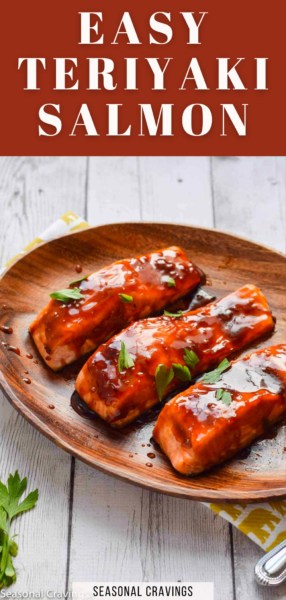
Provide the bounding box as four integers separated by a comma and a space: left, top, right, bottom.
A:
0, 222, 285, 503
0, 156, 285, 600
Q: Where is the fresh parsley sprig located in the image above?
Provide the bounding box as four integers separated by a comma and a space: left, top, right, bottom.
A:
118, 293, 133, 304
164, 310, 183, 318
184, 349, 199, 369
69, 274, 89, 286
155, 349, 199, 400
155, 364, 174, 401
216, 389, 232, 406
202, 358, 231, 384
161, 275, 176, 287
118, 342, 134, 372
50, 288, 84, 302
0, 472, 38, 589
172, 363, 191, 382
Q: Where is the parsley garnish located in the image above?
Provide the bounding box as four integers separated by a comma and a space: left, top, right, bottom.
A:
164, 310, 183, 318
50, 288, 84, 302
216, 389, 232, 406
184, 349, 199, 369
155, 364, 174, 401
0, 472, 38, 589
202, 358, 231, 384
118, 342, 134, 372
173, 363, 192, 382
162, 275, 176, 287
69, 274, 89, 286
118, 293, 133, 304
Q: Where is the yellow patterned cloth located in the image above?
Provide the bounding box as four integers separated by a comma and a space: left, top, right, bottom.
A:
5, 211, 286, 552
205, 501, 286, 551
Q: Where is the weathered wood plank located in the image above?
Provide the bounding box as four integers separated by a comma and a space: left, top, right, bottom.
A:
139, 157, 214, 227
0, 157, 88, 263
87, 157, 141, 224
211, 156, 286, 252
69, 461, 233, 598
0, 157, 87, 594
232, 529, 286, 600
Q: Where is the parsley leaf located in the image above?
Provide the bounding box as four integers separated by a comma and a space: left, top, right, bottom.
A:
118, 342, 134, 372
164, 310, 183, 318
0, 472, 38, 589
69, 274, 89, 286
162, 275, 176, 287
216, 389, 232, 406
155, 364, 174, 401
0, 508, 7, 533
172, 363, 192, 382
50, 288, 84, 302
202, 358, 231, 384
184, 349, 199, 369
216, 388, 224, 400
118, 293, 133, 304
4, 472, 38, 521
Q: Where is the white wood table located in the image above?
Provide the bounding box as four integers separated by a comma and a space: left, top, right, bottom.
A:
0, 156, 285, 600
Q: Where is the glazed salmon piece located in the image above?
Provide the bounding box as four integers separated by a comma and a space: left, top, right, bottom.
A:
29, 246, 203, 371
153, 344, 286, 475
75, 284, 274, 427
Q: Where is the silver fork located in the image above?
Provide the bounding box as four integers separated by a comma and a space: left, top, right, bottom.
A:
255, 540, 286, 586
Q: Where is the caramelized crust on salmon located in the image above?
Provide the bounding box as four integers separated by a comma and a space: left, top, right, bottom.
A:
75, 284, 274, 427
153, 344, 286, 475
29, 246, 202, 370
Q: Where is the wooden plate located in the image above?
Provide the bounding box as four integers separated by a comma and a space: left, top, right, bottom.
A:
0, 222, 285, 502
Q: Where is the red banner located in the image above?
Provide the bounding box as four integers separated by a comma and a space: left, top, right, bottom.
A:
1, 0, 284, 155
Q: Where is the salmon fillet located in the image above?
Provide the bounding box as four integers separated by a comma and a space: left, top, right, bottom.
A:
75, 284, 274, 427
29, 246, 203, 370
153, 344, 286, 475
